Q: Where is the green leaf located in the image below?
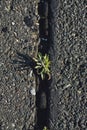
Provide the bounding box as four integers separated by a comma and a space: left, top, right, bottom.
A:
35, 66, 41, 69
33, 57, 38, 62
37, 62, 42, 65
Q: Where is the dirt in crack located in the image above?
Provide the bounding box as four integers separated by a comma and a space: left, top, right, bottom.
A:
38, 0, 49, 55
34, 0, 51, 130
35, 79, 51, 130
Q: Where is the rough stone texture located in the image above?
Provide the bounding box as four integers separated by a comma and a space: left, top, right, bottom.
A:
49, 0, 87, 130
0, 0, 39, 130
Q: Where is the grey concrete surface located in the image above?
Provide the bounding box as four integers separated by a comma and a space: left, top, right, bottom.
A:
0, 0, 39, 130
49, 0, 87, 130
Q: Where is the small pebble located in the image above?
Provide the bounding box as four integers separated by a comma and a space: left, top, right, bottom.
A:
12, 22, 15, 25
30, 88, 36, 96
29, 70, 33, 77
12, 123, 15, 127
77, 90, 81, 94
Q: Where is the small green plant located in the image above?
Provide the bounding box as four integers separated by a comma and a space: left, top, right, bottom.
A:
33, 52, 51, 80
43, 126, 48, 130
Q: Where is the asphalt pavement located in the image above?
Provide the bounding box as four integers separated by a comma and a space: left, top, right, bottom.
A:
0, 0, 87, 130
48, 0, 87, 130
0, 0, 39, 130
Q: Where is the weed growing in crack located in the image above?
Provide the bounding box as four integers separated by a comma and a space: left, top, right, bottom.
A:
33, 52, 51, 80
43, 126, 49, 130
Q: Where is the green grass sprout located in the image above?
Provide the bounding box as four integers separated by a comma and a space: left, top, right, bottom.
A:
33, 52, 51, 80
